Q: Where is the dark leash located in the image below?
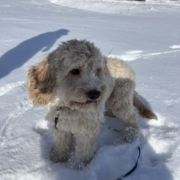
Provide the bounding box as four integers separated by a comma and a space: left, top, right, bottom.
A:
54, 106, 71, 130
54, 116, 59, 130
117, 146, 140, 180
54, 109, 140, 179
108, 127, 141, 180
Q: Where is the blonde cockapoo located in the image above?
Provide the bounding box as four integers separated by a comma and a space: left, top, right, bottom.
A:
28, 39, 157, 167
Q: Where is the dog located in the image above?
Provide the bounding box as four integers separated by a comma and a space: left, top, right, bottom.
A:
27, 39, 157, 167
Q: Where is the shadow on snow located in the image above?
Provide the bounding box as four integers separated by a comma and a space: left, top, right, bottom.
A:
0, 29, 69, 79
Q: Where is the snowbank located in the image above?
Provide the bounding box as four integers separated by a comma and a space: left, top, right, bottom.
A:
50, 0, 180, 14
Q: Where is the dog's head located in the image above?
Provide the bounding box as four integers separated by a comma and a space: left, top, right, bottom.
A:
28, 39, 110, 112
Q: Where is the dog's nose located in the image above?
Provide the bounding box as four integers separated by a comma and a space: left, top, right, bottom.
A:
87, 90, 101, 100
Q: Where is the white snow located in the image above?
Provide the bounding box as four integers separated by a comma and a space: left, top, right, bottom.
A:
170, 44, 180, 49
0, 0, 180, 180
0, 81, 25, 96
50, 0, 180, 14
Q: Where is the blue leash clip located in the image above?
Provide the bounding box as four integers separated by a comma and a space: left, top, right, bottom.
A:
54, 116, 59, 130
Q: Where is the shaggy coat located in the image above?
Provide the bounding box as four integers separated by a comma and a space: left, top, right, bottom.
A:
28, 39, 157, 167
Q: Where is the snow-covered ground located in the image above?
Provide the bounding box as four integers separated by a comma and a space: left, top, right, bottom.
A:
50, 0, 180, 14
0, 0, 180, 179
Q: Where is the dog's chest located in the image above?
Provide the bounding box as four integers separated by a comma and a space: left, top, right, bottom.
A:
56, 110, 104, 134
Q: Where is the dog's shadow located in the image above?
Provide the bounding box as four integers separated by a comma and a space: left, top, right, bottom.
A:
35, 95, 173, 180
0, 29, 69, 79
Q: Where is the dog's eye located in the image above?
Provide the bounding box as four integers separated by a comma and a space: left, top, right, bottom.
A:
70, 69, 80, 75
95, 68, 101, 75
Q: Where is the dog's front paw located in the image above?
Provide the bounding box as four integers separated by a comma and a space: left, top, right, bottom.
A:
68, 154, 91, 170
69, 158, 85, 170
49, 148, 69, 163
121, 125, 139, 143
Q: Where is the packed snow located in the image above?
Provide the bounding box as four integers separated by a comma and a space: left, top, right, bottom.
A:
50, 0, 180, 14
0, 0, 180, 180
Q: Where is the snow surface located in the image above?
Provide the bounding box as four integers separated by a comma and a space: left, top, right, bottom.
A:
50, 0, 180, 14
0, 0, 180, 180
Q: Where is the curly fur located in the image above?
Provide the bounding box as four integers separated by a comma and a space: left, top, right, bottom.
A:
27, 39, 157, 167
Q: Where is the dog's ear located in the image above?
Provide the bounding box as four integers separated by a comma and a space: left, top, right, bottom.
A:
27, 55, 56, 106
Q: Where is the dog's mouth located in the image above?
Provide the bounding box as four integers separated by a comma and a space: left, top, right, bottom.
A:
69, 100, 99, 111
71, 100, 98, 105
85, 100, 97, 104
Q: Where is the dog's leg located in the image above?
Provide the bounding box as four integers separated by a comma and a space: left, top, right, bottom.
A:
117, 105, 139, 143
107, 80, 139, 143
49, 130, 72, 163
74, 133, 97, 167
110, 98, 139, 143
